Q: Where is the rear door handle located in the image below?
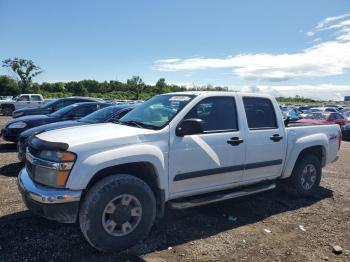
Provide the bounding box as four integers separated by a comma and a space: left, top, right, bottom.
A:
270, 134, 283, 142
227, 137, 244, 146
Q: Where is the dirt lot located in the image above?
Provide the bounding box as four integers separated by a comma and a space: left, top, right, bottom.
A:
0, 115, 349, 262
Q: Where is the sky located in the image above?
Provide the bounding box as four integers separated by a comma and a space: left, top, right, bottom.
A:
1, 0, 350, 100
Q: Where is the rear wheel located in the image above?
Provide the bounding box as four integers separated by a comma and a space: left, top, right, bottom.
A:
79, 174, 156, 252
284, 154, 321, 197
2, 106, 13, 116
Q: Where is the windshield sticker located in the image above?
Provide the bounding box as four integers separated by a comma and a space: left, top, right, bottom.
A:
169, 96, 191, 102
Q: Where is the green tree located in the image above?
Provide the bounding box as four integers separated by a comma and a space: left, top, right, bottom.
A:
0, 75, 20, 96
127, 76, 145, 99
155, 78, 169, 93
2, 58, 43, 93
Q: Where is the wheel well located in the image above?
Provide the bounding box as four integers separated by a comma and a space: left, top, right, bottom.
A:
84, 162, 165, 218
297, 145, 325, 166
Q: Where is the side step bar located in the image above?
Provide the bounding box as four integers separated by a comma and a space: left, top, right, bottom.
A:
168, 183, 276, 209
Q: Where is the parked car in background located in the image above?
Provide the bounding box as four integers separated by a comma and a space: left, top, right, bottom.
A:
1, 102, 110, 142
341, 123, 350, 140
17, 104, 136, 162
298, 105, 312, 112
309, 107, 339, 113
342, 110, 350, 122
297, 112, 347, 126
281, 108, 301, 121
18, 92, 340, 252
12, 96, 104, 118
0, 96, 13, 101
0, 94, 46, 116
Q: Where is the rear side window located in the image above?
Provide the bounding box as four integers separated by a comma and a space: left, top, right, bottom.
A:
243, 97, 277, 129
184, 97, 238, 132
31, 95, 42, 101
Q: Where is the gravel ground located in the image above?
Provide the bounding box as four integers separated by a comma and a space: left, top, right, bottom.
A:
0, 115, 349, 262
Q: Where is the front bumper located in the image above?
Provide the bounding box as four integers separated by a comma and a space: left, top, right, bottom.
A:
18, 168, 82, 223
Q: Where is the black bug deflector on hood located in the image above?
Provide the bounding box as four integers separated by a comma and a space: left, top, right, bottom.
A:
28, 136, 69, 151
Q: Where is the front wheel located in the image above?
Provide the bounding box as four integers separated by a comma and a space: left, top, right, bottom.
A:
284, 154, 322, 197
79, 174, 156, 252
2, 107, 14, 116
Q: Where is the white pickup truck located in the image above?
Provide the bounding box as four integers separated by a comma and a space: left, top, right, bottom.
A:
18, 92, 341, 252
0, 94, 45, 116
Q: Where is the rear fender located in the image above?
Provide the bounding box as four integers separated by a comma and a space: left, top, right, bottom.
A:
281, 133, 328, 179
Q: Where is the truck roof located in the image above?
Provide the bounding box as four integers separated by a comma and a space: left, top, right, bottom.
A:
162, 91, 275, 99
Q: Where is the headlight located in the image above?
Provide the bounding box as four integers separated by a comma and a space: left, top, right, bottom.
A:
29, 150, 76, 188
39, 150, 76, 162
8, 121, 27, 129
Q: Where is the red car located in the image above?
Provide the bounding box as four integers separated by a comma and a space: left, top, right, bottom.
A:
297, 112, 347, 126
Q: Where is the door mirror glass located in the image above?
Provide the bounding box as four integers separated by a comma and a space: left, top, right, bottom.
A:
176, 118, 203, 137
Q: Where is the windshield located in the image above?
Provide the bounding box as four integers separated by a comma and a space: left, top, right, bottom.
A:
41, 99, 57, 109
119, 94, 194, 129
80, 106, 121, 123
49, 104, 76, 117
305, 113, 328, 120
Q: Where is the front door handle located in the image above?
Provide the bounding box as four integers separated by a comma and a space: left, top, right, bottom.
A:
227, 137, 244, 146
270, 134, 283, 142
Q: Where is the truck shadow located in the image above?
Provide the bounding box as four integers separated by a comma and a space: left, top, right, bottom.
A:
0, 162, 23, 177
0, 141, 17, 153
0, 186, 332, 261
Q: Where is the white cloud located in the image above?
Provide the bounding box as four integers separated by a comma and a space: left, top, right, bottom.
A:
233, 84, 350, 101
154, 12, 350, 82
315, 13, 350, 29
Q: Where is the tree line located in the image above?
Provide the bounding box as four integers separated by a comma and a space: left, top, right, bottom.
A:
0, 58, 229, 100
0, 58, 330, 103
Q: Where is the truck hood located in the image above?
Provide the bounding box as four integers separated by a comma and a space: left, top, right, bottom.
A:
36, 123, 157, 149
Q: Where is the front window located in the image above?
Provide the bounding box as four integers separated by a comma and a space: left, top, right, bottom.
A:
119, 95, 194, 129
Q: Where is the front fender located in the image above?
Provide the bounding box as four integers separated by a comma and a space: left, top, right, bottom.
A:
66, 144, 167, 191
281, 133, 328, 179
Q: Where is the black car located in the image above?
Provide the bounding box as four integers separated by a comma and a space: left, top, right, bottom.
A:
17, 104, 135, 162
12, 96, 103, 118
1, 102, 110, 142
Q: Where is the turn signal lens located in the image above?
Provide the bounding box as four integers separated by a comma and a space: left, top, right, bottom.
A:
61, 151, 76, 162
56, 171, 70, 187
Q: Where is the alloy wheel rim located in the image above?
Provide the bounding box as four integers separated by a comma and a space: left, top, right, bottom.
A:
102, 194, 142, 236
301, 164, 317, 190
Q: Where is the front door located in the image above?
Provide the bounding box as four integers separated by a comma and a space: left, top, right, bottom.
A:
169, 96, 246, 197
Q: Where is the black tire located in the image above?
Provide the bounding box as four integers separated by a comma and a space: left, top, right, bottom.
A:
284, 154, 322, 197
2, 106, 13, 116
79, 174, 156, 252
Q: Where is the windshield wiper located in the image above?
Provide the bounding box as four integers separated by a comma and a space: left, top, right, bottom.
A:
114, 120, 158, 129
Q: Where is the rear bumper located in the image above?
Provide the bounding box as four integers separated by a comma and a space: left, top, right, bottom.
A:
17, 168, 82, 223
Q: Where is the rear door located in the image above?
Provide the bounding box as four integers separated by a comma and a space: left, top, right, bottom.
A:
169, 96, 246, 196
30, 95, 44, 108
241, 97, 286, 182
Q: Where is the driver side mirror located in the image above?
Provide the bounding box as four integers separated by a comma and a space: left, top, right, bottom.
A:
284, 116, 290, 127
176, 118, 203, 137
